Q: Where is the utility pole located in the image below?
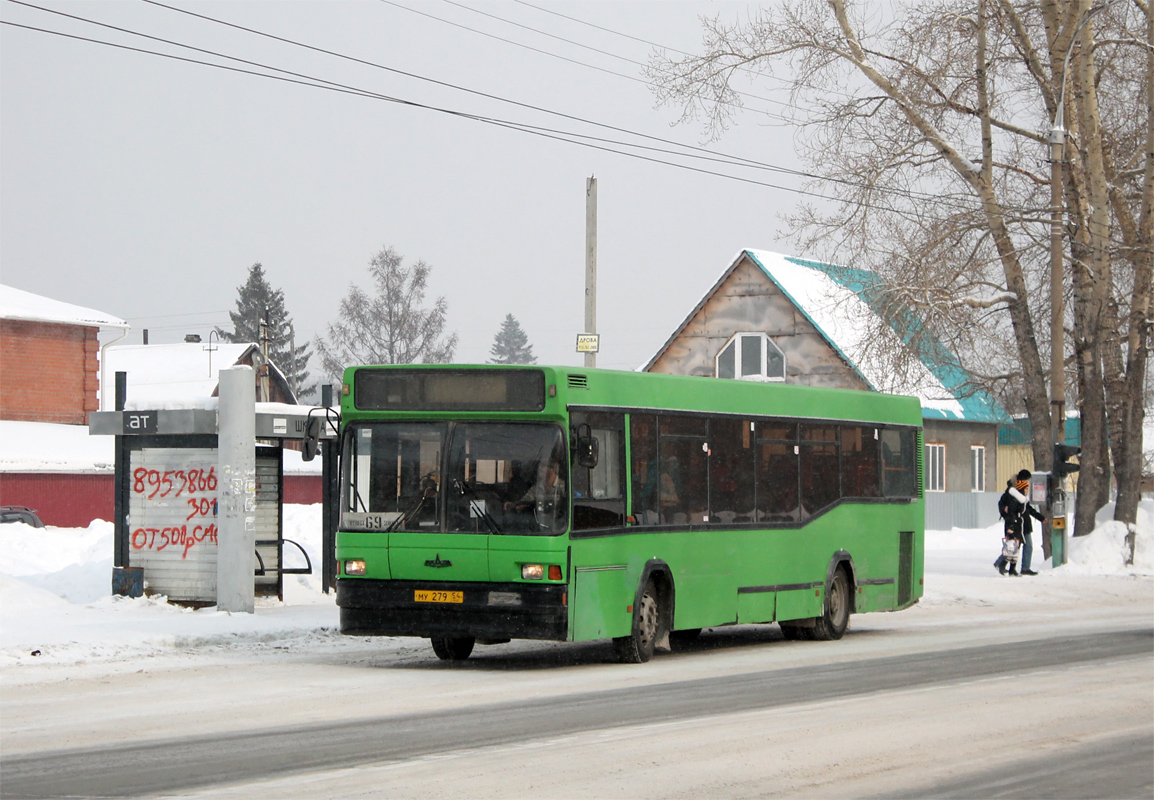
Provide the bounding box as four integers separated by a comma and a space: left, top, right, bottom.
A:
584, 176, 597, 369
258, 309, 271, 403
1048, 74, 1068, 566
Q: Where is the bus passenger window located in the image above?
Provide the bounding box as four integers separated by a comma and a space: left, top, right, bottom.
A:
841, 426, 880, 498
629, 415, 658, 525
800, 425, 840, 515
658, 415, 708, 525
709, 417, 756, 523
757, 439, 800, 523
881, 428, 918, 497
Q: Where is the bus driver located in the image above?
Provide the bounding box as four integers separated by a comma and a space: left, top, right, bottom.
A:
504, 459, 565, 515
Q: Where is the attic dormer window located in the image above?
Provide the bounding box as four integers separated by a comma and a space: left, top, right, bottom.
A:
715, 332, 786, 381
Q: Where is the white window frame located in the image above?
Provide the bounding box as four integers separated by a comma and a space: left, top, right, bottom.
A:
970, 445, 986, 492
714, 332, 786, 382
925, 442, 946, 492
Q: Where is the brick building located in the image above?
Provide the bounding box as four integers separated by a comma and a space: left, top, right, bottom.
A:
1, 285, 128, 525
1, 284, 128, 425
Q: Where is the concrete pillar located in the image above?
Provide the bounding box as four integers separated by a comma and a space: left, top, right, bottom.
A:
217, 366, 256, 613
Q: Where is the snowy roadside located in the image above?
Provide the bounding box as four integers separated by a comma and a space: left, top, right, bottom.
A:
1, 502, 1150, 676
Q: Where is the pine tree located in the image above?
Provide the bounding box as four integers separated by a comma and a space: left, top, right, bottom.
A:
217, 263, 315, 400
488, 314, 537, 365
313, 246, 458, 382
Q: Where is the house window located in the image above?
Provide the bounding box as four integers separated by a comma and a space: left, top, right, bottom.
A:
970, 445, 985, 492
715, 332, 786, 381
925, 443, 946, 492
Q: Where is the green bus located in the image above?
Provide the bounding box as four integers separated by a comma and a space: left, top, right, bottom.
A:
333, 365, 923, 663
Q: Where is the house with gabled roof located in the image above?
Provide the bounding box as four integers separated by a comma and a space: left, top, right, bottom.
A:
102, 341, 298, 409
645, 250, 1009, 529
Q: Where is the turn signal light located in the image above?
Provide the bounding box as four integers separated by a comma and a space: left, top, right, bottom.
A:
345, 559, 366, 576
548, 565, 563, 581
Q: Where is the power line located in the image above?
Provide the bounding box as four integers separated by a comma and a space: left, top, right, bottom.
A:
2, 5, 981, 213
438, 0, 793, 112
0, 19, 840, 201
511, 0, 1031, 165
133, 0, 799, 176
130, 0, 983, 208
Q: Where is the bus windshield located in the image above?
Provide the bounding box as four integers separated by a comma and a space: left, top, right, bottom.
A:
342, 421, 569, 536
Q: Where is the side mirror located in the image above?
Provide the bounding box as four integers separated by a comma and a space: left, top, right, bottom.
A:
302, 417, 320, 462
574, 424, 599, 469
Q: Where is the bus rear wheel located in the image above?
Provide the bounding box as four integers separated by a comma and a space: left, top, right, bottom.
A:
431, 635, 475, 661
613, 578, 660, 663
810, 567, 850, 641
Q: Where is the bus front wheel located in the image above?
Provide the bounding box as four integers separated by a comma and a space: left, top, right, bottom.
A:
613, 578, 660, 663
810, 567, 851, 641
431, 635, 475, 661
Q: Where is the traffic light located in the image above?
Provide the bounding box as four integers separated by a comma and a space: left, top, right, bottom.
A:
1053, 442, 1081, 479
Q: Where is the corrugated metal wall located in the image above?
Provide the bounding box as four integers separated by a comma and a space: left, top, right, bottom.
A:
924, 491, 1001, 531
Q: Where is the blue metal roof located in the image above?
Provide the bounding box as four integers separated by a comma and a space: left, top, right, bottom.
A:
766, 253, 1009, 424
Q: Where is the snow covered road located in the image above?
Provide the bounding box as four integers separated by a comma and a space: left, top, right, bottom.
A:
1, 504, 1151, 798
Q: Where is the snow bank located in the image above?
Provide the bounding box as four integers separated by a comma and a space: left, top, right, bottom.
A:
0, 505, 336, 667
1060, 499, 1153, 575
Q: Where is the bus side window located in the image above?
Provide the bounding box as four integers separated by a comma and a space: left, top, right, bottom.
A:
800, 424, 839, 517
756, 422, 799, 524
571, 412, 625, 530
841, 425, 880, 498
629, 414, 659, 525
658, 414, 708, 525
881, 428, 918, 498
708, 417, 756, 523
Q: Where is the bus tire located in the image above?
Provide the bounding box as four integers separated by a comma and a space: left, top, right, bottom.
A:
613, 578, 660, 663
431, 635, 475, 661
810, 566, 851, 641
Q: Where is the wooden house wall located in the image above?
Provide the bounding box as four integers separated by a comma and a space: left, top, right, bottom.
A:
648, 256, 868, 390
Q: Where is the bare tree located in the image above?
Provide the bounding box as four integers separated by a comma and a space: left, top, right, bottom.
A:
314, 246, 458, 383
649, 0, 1152, 532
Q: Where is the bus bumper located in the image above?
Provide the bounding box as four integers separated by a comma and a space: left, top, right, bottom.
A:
336, 578, 568, 641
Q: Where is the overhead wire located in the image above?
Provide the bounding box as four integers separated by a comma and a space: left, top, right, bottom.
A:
132, 0, 808, 177
135, 0, 982, 207
2, 1, 984, 213
0, 18, 855, 204
437, 0, 793, 112
510, 0, 1033, 165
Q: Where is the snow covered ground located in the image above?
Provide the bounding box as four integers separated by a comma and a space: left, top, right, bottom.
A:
1, 502, 1150, 675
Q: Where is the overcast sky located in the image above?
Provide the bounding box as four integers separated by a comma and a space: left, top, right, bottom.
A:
2, 0, 818, 374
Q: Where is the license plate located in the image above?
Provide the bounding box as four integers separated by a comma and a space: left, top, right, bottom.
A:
414, 590, 463, 604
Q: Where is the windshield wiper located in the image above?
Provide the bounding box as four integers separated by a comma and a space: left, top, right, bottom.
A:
384, 493, 434, 533
454, 479, 501, 534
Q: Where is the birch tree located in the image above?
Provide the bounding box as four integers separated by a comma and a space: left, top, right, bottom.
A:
649, 0, 1152, 532
314, 246, 457, 382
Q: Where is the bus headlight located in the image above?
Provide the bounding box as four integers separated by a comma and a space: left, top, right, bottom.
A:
345, 559, 366, 576
521, 564, 544, 580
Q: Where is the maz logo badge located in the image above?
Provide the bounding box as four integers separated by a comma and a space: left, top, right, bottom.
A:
425, 554, 453, 568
